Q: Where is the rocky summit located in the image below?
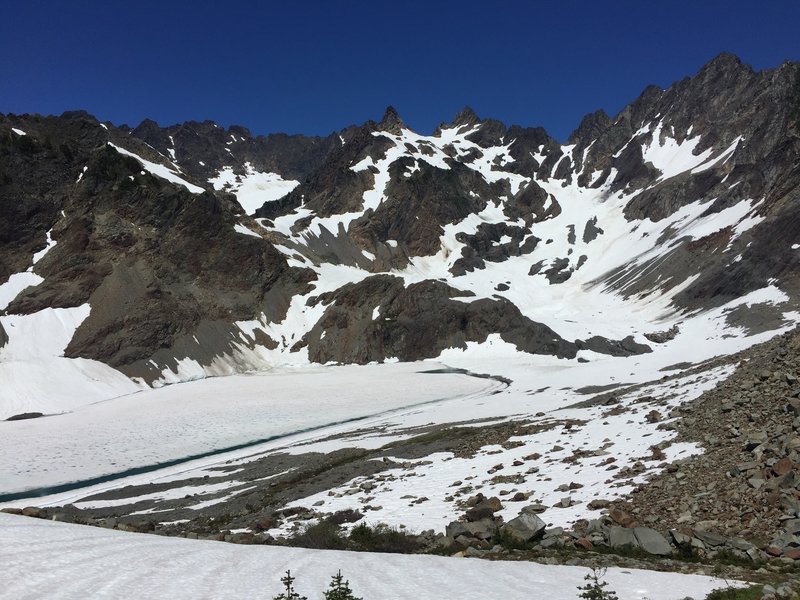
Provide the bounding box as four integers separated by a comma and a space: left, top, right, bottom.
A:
3, 53, 800, 595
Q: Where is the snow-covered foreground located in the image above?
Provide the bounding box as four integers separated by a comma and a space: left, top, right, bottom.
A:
0, 514, 734, 600
0, 362, 495, 497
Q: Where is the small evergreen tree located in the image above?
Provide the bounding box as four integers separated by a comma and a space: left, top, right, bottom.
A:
577, 567, 619, 600
323, 570, 362, 600
272, 570, 308, 600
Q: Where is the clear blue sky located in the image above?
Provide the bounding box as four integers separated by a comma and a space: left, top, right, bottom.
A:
1, 1, 798, 141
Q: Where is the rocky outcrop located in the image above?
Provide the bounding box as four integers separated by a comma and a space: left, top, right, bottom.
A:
0, 121, 314, 376
451, 222, 538, 276
302, 276, 579, 363
349, 159, 502, 257
127, 117, 341, 187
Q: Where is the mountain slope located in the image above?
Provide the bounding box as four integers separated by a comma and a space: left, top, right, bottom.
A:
0, 53, 799, 415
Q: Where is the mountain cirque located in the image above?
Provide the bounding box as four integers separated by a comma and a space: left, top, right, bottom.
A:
3, 53, 800, 587
1, 52, 798, 389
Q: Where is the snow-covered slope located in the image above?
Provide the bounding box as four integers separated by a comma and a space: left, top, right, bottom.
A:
0, 513, 733, 600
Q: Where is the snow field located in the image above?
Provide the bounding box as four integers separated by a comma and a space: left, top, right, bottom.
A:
0, 305, 142, 418
0, 362, 496, 496
209, 163, 299, 214
0, 513, 735, 600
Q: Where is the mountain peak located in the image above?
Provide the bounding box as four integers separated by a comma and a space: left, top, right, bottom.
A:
379, 106, 406, 134
696, 52, 752, 80
452, 106, 481, 128
567, 109, 611, 144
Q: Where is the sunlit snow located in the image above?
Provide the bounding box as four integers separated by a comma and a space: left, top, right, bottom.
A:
108, 143, 205, 193
0, 514, 732, 600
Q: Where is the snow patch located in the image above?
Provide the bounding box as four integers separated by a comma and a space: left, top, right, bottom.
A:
641, 122, 714, 181
108, 143, 204, 193
209, 163, 299, 215
233, 223, 261, 238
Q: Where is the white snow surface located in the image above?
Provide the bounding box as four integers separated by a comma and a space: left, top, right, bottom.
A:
0, 306, 141, 419
209, 163, 299, 214
0, 514, 734, 600
0, 362, 494, 495
108, 143, 205, 193
641, 122, 714, 181
0, 271, 43, 310
0, 226, 58, 310
233, 223, 262, 238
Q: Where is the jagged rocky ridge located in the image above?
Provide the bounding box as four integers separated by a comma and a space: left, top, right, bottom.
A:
1, 53, 799, 396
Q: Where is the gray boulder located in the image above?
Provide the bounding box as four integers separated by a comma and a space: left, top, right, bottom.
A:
445, 521, 470, 539
464, 519, 498, 540
633, 527, 672, 556
607, 526, 638, 549
500, 512, 546, 542
693, 529, 727, 547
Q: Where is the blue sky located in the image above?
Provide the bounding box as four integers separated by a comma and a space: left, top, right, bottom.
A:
1, 1, 798, 141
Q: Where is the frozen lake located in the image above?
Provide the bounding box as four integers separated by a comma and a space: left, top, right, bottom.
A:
0, 362, 497, 499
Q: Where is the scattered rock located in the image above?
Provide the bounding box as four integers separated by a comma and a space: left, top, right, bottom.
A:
500, 513, 546, 543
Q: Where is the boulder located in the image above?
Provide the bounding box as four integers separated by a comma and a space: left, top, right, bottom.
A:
465, 496, 503, 521
482, 497, 503, 512
464, 506, 495, 522
607, 526, 638, 549
445, 521, 470, 539
609, 508, 634, 527
783, 548, 800, 560
540, 536, 565, 548
784, 519, 800, 535
633, 527, 672, 556
693, 529, 727, 547
669, 529, 692, 546
229, 532, 256, 545
464, 519, 498, 540
575, 537, 594, 550
499, 513, 546, 543
773, 457, 794, 476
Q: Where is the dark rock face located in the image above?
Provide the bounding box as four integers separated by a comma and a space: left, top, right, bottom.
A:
451, 222, 537, 276
0, 120, 313, 374
255, 119, 392, 223
504, 180, 556, 226
127, 117, 341, 186
0, 112, 106, 283
349, 159, 500, 257
302, 276, 578, 364
576, 336, 652, 357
